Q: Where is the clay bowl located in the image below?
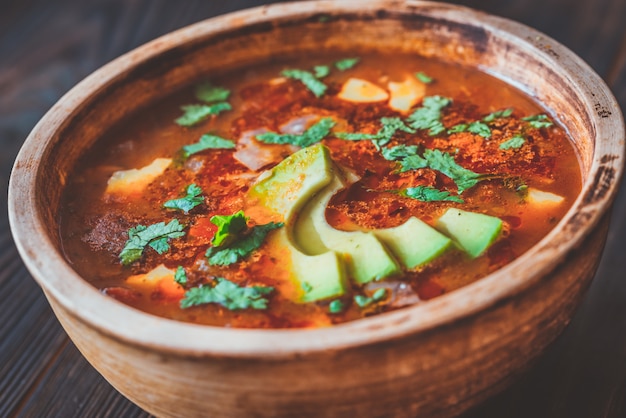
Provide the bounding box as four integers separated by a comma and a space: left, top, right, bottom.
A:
8, 1, 625, 417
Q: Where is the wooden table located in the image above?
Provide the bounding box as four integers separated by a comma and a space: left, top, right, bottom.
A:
1, 1, 625, 416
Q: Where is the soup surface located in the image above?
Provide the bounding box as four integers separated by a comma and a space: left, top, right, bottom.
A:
60, 52, 581, 328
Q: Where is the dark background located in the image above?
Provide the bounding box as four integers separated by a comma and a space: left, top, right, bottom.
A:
1, 0, 625, 416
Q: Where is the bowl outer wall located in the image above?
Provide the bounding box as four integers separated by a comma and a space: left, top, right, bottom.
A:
7, 0, 626, 358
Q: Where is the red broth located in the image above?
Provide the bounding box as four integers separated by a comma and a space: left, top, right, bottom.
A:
59, 52, 581, 328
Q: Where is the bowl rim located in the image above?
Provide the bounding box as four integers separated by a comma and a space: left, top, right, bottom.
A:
8, 0, 625, 358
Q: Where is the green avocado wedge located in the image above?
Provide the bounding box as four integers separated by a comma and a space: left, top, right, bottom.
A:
249, 144, 348, 302
435, 208, 502, 258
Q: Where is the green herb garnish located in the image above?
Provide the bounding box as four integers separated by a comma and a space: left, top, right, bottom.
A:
415, 71, 433, 84
314, 65, 330, 78
328, 299, 345, 313
467, 121, 491, 138
335, 57, 360, 71
180, 278, 273, 310
256, 117, 335, 148
337, 117, 415, 149
354, 288, 387, 308
406, 96, 452, 136
483, 108, 513, 122
282, 69, 328, 97
210, 210, 248, 248
301, 282, 313, 293
119, 220, 185, 265
499, 135, 526, 150
174, 266, 188, 286
447, 123, 468, 134
175, 103, 232, 127
205, 221, 284, 266
522, 114, 553, 129
381, 144, 420, 161
182, 133, 235, 157
402, 185, 464, 203
194, 82, 230, 103
163, 184, 204, 214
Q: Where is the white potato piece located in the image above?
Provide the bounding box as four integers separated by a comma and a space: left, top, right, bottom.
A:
105, 158, 171, 194
126, 264, 175, 288
527, 188, 564, 205
388, 77, 426, 113
338, 78, 389, 103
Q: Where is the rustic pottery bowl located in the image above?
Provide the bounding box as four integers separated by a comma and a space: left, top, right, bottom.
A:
8, 1, 625, 417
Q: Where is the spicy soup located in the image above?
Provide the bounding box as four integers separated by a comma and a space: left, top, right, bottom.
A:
60, 52, 581, 328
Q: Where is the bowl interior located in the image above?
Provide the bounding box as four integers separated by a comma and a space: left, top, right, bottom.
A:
9, 0, 624, 356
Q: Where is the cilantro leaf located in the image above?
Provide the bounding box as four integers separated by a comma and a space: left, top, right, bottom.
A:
499, 135, 526, 150
415, 71, 433, 84
381, 144, 419, 161
314, 65, 330, 78
522, 114, 553, 129
402, 185, 464, 203
447, 123, 468, 134
328, 299, 344, 313
210, 210, 248, 247
194, 82, 230, 103
335, 57, 360, 71
205, 222, 283, 266
337, 117, 415, 149
421, 149, 482, 193
447, 121, 491, 138
467, 121, 491, 138
119, 220, 185, 265
174, 266, 188, 286
407, 95, 452, 135
163, 184, 204, 214
354, 288, 387, 308
256, 117, 335, 148
483, 108, 513, 122
180, 278, 273, 310
175, 102, 232, 127
182, 133, 235, 157
399, 154, 429, 171
282, 69, 327, 97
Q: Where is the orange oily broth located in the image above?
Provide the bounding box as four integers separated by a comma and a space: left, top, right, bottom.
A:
59, 52, 581, 328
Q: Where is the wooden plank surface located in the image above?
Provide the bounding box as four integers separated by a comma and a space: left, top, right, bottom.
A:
0, 0, 625, 417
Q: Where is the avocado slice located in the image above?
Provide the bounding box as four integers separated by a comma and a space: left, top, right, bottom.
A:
295, 170, 402, 284
249, 144, 348, 302
435, 208, 502, 258
373, 217, 452, 269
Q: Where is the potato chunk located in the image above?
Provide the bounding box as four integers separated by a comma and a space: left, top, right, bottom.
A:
105, 158, 171, 194
338, 78, 389, 103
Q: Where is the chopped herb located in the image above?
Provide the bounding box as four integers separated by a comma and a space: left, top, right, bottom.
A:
467, 121, 491, 139
119, 220, 185, 265
446, 121, 491, 138
314, 65, 330, 78
447, 123, 468, 134
337, 117, 415, 149
522, 114, 553, 129
182, 133, 235, 157
256, 117, 335, 148
194, 82, 230, 103
318, 15, 330, 23
420, 149, 482, 193
407, 95, 452, 136
335, 57, 360, 71
180, 278, 273, 310
398, 154, 428, 171
415, 71, 433, 84
500, 135, 526, 150
301, 281, 313, 293
403, 185, 464, 203
483, 108, 513, 123
205, 222, 283, 266
210, 210, 248, 248
502, 176, 528, 196
174, 266, 188, 286
175, 102, 232, 127
281, 69, 327, 97
328, 299, 344, 313
381, 144, 419, 161
354, 288, 387, 308
163, 184, 204, 214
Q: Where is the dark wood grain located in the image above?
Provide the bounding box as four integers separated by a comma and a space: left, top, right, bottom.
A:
1, 0, 625, 417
